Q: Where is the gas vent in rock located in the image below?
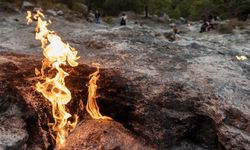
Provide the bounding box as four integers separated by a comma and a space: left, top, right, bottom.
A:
26, 10, 110, 148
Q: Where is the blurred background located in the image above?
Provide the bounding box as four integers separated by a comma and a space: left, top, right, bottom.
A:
0, 0, 250, 20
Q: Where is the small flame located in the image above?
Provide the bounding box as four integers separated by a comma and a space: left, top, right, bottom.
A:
86, 63, 112, 120
236, 55, 247, 61
34, 10, 45, 20
27, 10, 79, 147
26, 11, 32, 25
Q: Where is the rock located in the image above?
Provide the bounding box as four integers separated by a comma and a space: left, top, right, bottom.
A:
71, 2, 88, 16
158, 13, 170, 23
217, 23, 234, 34
0, 53, 48, 150
103, 16, 114, 24
85, 38, 111, 49
163, 32, 176, 41
47, 9, 57, 16
152, 13, 170, 23
218, 124, 250, 150
152, 14, 159, 22
87, 13, 95, 22
179, 26, 190, 33
170, 140, 206, 150
0, 116, 28, 150
33, 7, 43, 13
247, 14, 250, 22
57, 10, 64, 16
22, 1, 34, 10
0, 12, 250, 150
60, 119, 153, 150
169, 23, 176, 27
0, 2, 19, 13
163, 13, 170, 20
180, 17, 185, 23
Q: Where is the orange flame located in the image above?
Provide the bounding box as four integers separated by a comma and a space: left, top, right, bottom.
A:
236, 55, 247, 61
26, 10, 79, 147
26, 11, 32, 25
86, 63, 112, 120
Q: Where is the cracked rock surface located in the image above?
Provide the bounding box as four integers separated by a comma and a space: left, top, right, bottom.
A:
0, 10, 250, 150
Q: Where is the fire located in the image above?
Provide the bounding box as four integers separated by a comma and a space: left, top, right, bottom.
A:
26, 10, 111, 147
26, 11, 79, 146
86, 63, 112, 120
236, 55, 247, 61
26, 11, 32, 25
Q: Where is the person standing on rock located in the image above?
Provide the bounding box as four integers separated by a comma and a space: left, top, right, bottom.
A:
95, 10, 101, 24
120, 13, 127, 26
172, 24, 179, 34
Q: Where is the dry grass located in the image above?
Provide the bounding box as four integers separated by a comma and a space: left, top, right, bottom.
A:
102, 16, 115, 24
217, 19, 247, 34
228, 19, 247, 29
217, 23, 234, 34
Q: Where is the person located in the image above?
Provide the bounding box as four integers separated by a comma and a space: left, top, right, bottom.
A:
200, 20, 209, 33
172, 25, 179, 34
95, 10, 101, 24
185, 19, 191, 27
120, 13, 127, 26
208, 15, 213, 22
215, 16, 221, 21
180, 17, 185, 23
207, 20, 214, 31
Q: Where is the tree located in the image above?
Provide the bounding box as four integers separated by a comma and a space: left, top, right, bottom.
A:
141, 0, 149, 18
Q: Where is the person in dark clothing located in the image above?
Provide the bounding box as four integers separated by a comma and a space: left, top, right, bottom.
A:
173, 25, 179, 34
200, 20, 209, 33
200, 19, 215, 33
208, 15, 213, 21
120, 13, 127, 26
95, 10, 101, 24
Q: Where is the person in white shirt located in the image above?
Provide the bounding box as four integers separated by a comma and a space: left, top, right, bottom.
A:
120, 13, 127, 26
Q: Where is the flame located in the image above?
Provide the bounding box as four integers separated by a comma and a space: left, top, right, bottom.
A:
236, 55, 247, 61
26, 11, 32, 25
86, 63, 112, 120
27, 11, 79, 147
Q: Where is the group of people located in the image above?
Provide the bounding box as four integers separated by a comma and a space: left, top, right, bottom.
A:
171, 16, 218, 34
94, 10, 219, 34
200, 20, 214, 33
95, 10, 127, 26
171, 18, 190, 34
200, 15, 220, 33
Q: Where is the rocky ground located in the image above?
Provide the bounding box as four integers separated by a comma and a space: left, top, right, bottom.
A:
0, 9, 250, 150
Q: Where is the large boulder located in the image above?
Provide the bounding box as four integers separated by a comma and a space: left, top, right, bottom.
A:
87, 12, 95, 22
47, 9, 57, 16
0, 2, 19, 13
60, 119, 153, 150
22, 1, 34, 10
164, 32, 176, 41
158, 13, 170, 23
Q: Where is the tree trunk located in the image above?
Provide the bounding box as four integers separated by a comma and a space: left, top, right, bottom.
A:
86, 0, 92, 12
144, 0, 149, 18
145, 5, 149, 18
